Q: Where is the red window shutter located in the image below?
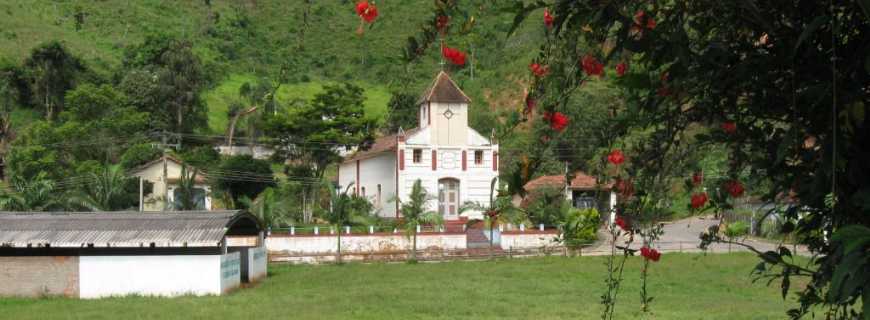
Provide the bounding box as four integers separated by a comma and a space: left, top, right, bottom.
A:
432, 150, 437, 171
399, 149, 405, 171
493, 151, 499, 171
461, 150, 467, 171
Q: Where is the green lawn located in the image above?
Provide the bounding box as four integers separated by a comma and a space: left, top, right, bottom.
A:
0, 253, 803, 319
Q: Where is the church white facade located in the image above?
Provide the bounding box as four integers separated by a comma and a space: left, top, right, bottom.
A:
338, 71, 498, 220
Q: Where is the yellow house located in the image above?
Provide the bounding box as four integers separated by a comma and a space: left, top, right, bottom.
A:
129, 155, 212, 211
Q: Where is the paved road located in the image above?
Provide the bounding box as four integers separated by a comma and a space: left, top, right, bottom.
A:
582, 216, 810, 257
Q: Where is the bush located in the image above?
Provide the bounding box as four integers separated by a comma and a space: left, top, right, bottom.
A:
561, 207, 600, 248
724, 221, 749, 239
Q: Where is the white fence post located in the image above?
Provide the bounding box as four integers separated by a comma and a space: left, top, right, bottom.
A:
498, 224, 504, 232
345, 226, 351, 234
290, 226, 295, 235
416, 225, 421, 233
393, 228, 398, 234
314, 226, 319, 235
520, 224, 525, 232
329, 227, 334, 235
539, 224, 544, 231
369, 225, 374, 234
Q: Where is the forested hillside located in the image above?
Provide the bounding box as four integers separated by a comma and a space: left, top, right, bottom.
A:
0, 0, 544, 134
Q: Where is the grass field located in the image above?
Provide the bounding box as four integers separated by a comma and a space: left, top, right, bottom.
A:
0, 253, 803, 319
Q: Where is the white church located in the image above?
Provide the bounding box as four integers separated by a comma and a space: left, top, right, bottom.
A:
338, 71, 498, 220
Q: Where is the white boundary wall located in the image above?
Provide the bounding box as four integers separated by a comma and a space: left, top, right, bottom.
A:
500, 232, 561, 249
79, 254, 236, 298
220, 252, 241, 293
247, 247, 267, 282
267, 233, 467, 254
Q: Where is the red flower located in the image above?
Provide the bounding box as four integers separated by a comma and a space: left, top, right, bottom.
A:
486, 210, 499, 219
633, 10, 656, 30
725, 180, 745, 198
615, 216, 630, 231
640, 247, 661, 262
692, 171, 703, 186
543, 111, 569, 132
529, 63, 549, 77
355, 1, 378, 23
616, 62, 627, 77
441, 46, 467, 66
607, 149, 625, 166
436, 15, 449, 33
646, 17, 657, 30
581, 54, 604, 77
543, 9, 554, 28
690, 192, 708, 209
721, 121, 737, 134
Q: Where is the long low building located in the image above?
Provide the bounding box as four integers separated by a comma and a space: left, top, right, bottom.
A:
0, 210, 267, 298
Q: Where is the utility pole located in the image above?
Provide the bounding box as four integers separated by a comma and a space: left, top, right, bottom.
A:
153, 130, 180, 212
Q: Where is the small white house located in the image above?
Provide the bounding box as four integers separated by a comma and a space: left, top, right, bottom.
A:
129, 155, 212, 211
338, 71, 499, 220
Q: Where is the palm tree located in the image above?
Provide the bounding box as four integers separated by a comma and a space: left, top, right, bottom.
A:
321, 182, 373, 264
398, 180, 442, 262
0, 172, 68, 211
238, 187, 292, 229
172, 165, 202, 210
69, 165, 134, 211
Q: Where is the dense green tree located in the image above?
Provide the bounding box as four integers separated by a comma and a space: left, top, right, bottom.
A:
22, 41, 85, 120
119, 143, 161, 170
382, 91, 418, 134
213, 154, 275, 208
120, 34, 208, 133
263, 83, 378, 221
179, 145, 221, 169
497, 0, 870, 317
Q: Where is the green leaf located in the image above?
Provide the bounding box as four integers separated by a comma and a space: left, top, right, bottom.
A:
863, 287, 870, 320
858, 0, 870, 21
792, 15, 830, 57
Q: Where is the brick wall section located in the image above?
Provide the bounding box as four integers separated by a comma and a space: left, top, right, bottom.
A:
0, 256, 79, 298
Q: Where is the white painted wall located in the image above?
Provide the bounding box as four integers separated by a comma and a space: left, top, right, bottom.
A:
500, 232, 562, 249
338, 153, 398, 218
79, 255, 228, 298
221, 252, 241, 293
131, 159, 212, 211
247, 246, 267, 282
266, 233, 466, 255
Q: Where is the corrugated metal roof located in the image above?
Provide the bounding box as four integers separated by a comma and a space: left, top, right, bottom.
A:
0, 210, 256, 248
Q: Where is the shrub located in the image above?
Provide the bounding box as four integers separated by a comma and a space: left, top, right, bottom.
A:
561, 207, 600, 248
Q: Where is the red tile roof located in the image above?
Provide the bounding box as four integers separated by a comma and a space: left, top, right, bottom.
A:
343, 128, 420, 163
524, 171, 611, 191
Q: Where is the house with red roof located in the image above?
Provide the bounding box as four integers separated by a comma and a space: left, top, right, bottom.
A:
521, 171, 618, 222
338, 72, 498, 220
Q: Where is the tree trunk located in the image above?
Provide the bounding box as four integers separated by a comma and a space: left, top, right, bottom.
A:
411, 228, 417, 261
226, 106, 258, 154
336, 224, 342, 264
